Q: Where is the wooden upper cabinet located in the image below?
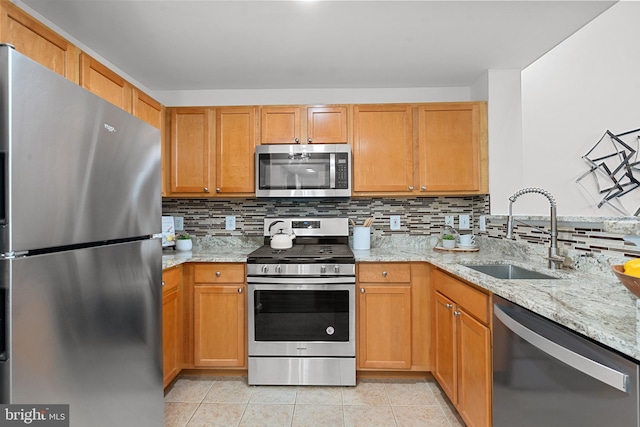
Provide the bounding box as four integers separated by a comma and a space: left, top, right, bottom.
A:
216, 107, 256, 194
80, 53, 132, 112
169, 107, 212, 194
352, 104, 414, 194
307, 106, 348, 144
260, 105, 348, 144
260, 106, 301, 144
0, 1, 79, 82
418, 102, 487, 193
133, 87, 163, 129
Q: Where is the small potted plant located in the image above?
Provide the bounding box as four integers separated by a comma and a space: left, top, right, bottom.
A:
176, 233, 193, 251
442, 234, 456, 249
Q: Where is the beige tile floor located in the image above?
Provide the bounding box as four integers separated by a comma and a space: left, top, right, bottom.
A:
164, 376, 465, 427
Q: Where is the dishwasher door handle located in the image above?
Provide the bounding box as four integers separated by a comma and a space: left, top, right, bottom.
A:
494, 305, 629, 392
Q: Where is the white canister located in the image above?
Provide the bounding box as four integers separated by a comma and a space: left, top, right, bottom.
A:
353, 226, 371, 250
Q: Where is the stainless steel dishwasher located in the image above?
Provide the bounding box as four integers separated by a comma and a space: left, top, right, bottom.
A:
493, 295, 639, 427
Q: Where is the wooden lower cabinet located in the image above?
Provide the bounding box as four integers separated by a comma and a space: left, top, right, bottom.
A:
162, 266, 182, 388
432, 269, 491, 427
192, 263, 246, 368
356, 262, 430, 371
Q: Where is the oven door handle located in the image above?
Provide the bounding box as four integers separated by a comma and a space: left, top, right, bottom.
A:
247, 276, 355, 285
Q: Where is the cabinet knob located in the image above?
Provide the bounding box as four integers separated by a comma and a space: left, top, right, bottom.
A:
295, 137, 300, 143
308, 138, 312, 143
360, 288, 365, 294
204, 187, 209, 192
382, 271, 388, 277
162, 281, 165, 287
454, 310, 461, 317
408, 186, 414, 191
445, 303, 453, 309
216, 271, 221, 277
238, 287, 243, 294
216, 187, 221, 193
421, 186, 427, 191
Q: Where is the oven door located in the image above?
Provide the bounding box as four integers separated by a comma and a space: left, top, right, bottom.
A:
248, 282, 355, 357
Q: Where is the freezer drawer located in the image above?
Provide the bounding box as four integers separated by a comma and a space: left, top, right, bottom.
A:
493, 295, 639, 427
0, 239, 162, 427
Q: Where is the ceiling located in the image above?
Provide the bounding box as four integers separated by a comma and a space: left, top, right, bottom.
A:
18, 0, 616, 91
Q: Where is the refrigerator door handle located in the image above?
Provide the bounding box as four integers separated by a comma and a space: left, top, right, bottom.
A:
494, 304, 629, 392
0, 151, 5, 225
0, 288, 5, 361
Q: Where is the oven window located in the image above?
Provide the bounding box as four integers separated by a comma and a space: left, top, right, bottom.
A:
258, 153, 331, 190
253, 289, 349, 342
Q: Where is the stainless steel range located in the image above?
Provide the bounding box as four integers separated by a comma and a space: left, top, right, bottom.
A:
247, 217, 356, 386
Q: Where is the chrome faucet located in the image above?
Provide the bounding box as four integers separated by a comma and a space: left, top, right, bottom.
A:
506, 187, 564, 269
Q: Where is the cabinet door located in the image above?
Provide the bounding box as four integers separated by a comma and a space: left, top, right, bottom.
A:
0, 2, 78, 82
433, 292, 456, 403
457, 309, 491, 427
133, 88, 162, 129
353, 105, 414, 193
169, 108, 212, 194
307, 106, 348, 144
162, 286, 180, 387
193, 285, 246, 367
216, 107, 256, 194
80, 53, 132, 112
358, 284, 411, 369
260, 106, 301, 144
418, 103, 480, 192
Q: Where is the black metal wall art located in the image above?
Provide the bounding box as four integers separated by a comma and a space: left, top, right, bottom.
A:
576, 128, 640, 215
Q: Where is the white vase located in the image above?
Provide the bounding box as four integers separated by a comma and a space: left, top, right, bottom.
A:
176, 239, 192, 251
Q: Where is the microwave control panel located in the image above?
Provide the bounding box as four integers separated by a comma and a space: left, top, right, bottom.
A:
335, 153, 349, 189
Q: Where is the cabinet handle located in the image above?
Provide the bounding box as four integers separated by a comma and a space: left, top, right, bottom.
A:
360, 288, 365, 294
421, 186, 427, 191
445, 303, 453, 309
162, 281, 165, 287
204, 187, 209, 192
454, 310, 461, 316
216, 187, 221, 193
308, 138, 312, 143
216, 271, 221, 277
238, 288, 243, 294
408, 186, 414, 191
295, 137, 300, 143
382, 271, 388, 277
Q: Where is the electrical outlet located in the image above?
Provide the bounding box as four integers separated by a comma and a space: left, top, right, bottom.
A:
225, 216, 236, 231
479, 215, 487, 232
459, 214, 470, 230
174, 216, 184, 231
390, 215, 401, 230
444, 215, 454, 227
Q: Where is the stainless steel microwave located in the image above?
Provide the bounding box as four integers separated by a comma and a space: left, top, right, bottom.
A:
255, 144, 352, 198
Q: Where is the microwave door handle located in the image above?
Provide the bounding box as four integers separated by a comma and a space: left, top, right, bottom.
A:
330, 153, 336, 189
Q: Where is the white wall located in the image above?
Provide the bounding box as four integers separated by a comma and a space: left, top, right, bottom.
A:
152, 87, 471, 106
515, 1, 640, 216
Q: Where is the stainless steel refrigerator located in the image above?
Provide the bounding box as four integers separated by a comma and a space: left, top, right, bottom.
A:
0, 45, 163, 426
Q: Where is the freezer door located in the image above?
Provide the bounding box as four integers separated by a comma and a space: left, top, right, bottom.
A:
0, 46, 161, 253
0, 239, 162, 427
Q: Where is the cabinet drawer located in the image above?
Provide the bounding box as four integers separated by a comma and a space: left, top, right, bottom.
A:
433, 269, 489, 324
194, 263, 245, 284
358, 263, 411, 283
162, 266, 181, 293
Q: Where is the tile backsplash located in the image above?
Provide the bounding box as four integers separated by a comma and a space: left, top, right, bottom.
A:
162, 196, 490, 238
162, 196, 640, 263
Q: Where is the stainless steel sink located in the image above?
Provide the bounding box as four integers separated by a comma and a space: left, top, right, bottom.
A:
464, 264, 558, 280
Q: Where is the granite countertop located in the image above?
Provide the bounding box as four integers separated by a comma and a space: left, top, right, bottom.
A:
162, 237, 640, 363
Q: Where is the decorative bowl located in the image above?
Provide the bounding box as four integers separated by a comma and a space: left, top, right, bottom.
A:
611, 265, 640, 298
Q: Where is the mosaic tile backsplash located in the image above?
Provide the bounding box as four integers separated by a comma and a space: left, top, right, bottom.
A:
162, 196, 640, 264
162, 196, 490, 238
